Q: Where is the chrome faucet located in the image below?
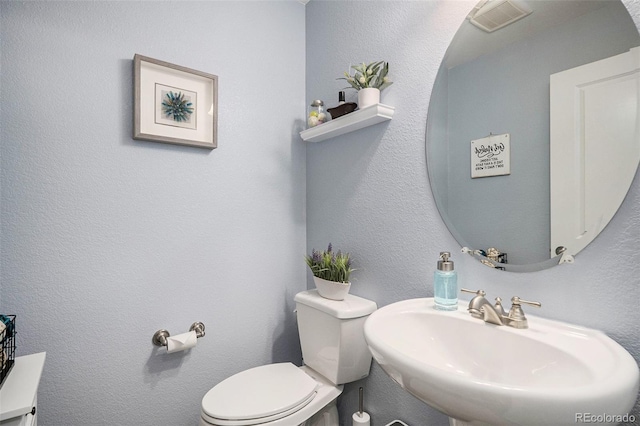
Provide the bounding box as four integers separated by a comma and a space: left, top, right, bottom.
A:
460, 289, 541, 329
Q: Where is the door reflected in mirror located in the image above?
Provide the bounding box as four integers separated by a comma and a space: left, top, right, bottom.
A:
426, 0, 640, 272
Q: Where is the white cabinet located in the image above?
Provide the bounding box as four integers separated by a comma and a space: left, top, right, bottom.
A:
0, 353, 46, 426
0, 409, 35, 426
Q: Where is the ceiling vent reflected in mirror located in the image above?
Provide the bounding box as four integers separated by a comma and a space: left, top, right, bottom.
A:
468, 0, 532, 33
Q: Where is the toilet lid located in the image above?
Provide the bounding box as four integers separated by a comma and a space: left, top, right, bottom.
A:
201, 363, 319, 423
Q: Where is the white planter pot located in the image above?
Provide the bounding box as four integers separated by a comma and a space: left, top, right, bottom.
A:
313, 276, 351, 301
358, 88, 380, 109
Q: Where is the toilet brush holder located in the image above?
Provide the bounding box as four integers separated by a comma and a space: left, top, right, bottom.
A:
352, 387, 371, 426
353, 412, 370, 425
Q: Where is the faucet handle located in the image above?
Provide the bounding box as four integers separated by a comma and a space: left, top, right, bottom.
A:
505, 296, 541, 329
461, 289, 489, 319
461, 288, 486, 296
511, 296, 541, 308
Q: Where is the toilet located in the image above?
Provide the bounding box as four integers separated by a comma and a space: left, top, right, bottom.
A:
199, 289, 377, 426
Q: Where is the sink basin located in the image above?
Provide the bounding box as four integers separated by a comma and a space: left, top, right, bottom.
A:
364, 298, 639, 425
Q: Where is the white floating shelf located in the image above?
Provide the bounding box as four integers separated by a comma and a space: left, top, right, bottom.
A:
300, 103, 395, 143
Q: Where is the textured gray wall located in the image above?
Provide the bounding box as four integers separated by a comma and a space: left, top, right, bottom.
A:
1, 2, 306, 425
2, 1, 639, 425
306, 1, 640, 425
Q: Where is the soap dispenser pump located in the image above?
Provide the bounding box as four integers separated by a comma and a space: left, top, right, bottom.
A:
434, 252, 458, 311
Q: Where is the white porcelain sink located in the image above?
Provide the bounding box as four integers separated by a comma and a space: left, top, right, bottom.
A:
364, 298, 639, 426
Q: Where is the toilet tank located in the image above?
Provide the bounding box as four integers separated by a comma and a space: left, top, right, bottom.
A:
294, 290, 377, 385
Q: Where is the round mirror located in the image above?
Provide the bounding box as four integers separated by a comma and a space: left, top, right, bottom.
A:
426, 0, 640, 272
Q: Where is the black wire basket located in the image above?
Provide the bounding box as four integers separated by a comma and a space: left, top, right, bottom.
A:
0, 315, 16, 390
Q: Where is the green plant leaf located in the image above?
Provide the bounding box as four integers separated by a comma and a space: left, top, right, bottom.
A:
305, 244, 355, 282
339, 61, 392, 92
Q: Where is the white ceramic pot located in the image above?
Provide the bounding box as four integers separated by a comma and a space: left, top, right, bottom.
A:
313, 276, 351, 301
357, 88, 380, 109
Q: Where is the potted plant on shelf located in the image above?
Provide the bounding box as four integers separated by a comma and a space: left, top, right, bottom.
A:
305, 243, 355, 300
338, 61, 393, 109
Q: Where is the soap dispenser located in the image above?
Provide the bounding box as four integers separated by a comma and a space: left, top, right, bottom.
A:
434, 252, 458, 311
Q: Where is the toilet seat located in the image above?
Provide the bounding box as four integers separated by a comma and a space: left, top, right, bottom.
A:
201, 363, 319, 426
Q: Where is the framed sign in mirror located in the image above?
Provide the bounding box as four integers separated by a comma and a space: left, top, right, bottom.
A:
133, 54, 218, 149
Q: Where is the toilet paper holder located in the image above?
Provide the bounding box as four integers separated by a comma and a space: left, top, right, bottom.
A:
152, 322, 206, 347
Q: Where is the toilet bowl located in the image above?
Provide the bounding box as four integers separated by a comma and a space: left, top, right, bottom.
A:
199, 364, 341, 426
199, 290, 377, 426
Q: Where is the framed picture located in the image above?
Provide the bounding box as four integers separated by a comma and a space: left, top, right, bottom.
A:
134, 54, 218, 149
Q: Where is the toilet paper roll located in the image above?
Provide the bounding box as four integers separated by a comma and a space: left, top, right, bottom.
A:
166, 330, 197, 353
352, 412, 371, 426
